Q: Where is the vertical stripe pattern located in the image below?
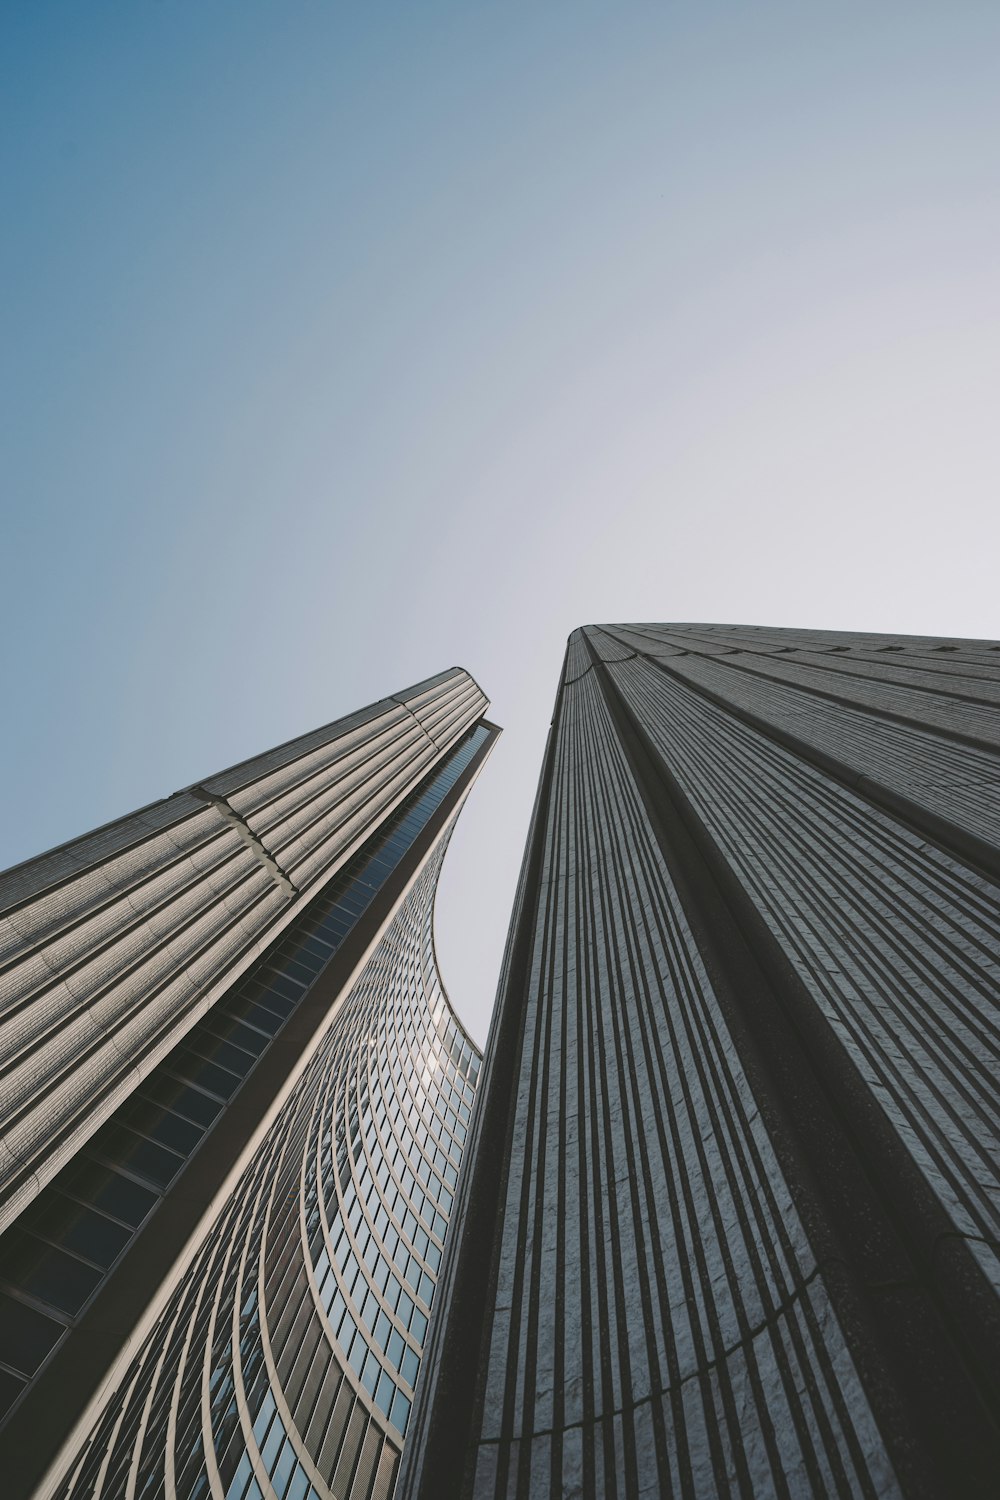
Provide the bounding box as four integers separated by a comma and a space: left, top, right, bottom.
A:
0, 671, 486, 1238
51, 819, 481, 1500
401, 624, 1000, 1500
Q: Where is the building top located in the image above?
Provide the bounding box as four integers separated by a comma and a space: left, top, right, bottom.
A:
0, 668, 488, 1237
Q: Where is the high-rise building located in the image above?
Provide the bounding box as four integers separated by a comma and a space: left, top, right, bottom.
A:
402, 625, 1000, 1500
5, 629, 1000, 1500
0, 669, 498, 1500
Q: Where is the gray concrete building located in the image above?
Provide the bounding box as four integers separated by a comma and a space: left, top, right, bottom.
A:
0, 669, 497, 1500
401, 625, 1000, 1500
4, 627, 1000, 1500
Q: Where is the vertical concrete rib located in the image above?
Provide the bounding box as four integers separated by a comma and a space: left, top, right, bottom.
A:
0, 670, 486, 1238
19, 729, 493, 1500
0, 674, 495, 1500
401, 624, 1000, 1500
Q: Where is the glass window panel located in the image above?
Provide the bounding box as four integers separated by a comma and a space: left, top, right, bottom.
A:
186, 1036, 255, 1078
271, 1442, 295, 1495
0, 1368, 26, 1421
0, 1292, 64, 1375
374, 1370, 394, 1416
166, 1052, 241, 1101
233, 1002, 285, 1038
360, 1353, 379, 1395
247, 983, 296, 1017
59, 1161, 158, 1227
200, 1018, 269, 1058
138, 1076, 222, 1128
89, 1127, 184, 1190
224, 1453, 252, 1500
277, 958, 315, 989
261, 974, 304, 1003
123, 1102, 203, 1157
188, 1471, 211, 1500
286, 1471, 309, 1500
261, 1418, 283, 1470
28, 1196, 131, 1269
387, 1329, 404, 1370
389, 1389, 411, 1437
360, 1293, 378, 1333
329, 1292, 345, 1334
0, 1230, 102, 1316
289, 936, 334, 965
252, 1391, 276, 1443
400, 1346, 419, 1387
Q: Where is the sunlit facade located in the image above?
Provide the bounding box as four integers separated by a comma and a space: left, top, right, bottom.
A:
0, 673, 496, 1500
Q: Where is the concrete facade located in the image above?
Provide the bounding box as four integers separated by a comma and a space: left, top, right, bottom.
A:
0, 673, 496, 1500
0, 669, 485, 1238
401, 626, 1000, 1500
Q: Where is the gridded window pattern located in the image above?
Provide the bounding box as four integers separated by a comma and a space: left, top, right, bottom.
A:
302, 859, 479, 1441
0, 724, 489, 1434
51, 827, 482, 1500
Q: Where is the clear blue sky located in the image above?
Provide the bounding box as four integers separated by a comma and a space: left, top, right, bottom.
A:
3, 2, 999, 1041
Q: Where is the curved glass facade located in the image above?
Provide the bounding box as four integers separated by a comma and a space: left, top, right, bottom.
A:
43, 751, 485, 1500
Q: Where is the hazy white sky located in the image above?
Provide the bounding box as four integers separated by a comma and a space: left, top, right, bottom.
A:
3, 3, 999, 1042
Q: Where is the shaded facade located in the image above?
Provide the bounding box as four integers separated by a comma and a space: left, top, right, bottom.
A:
402, 625, 1000, 1500
0, 671, 496, 1500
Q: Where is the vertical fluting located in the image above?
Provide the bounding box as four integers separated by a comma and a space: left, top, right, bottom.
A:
402, 624, 1000, 1500
50, 824, 481, 1500
0, 670, 487, 1239
0, 677, 495, 1500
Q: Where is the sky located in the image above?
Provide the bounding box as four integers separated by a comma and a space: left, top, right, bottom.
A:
3, 2, 999, 1044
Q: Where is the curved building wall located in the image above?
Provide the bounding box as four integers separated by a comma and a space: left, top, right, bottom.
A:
0, 668, 486, 1240
52, 823, 480, 1500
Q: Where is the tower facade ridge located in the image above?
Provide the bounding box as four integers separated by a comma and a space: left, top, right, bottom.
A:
402, 623, 1000, 1500
0, 671, 498, 1500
